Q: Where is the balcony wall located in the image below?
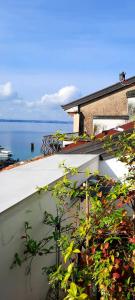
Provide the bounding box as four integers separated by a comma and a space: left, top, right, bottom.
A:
99, 157, 128, 181
0, 154, 99, 300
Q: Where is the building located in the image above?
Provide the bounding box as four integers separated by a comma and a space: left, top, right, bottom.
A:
62, 75, 135, 135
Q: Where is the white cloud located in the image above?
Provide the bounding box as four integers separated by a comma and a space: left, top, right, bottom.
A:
0, 81, 19, 101
26, 85, 80, 108
0, 82, 80, 120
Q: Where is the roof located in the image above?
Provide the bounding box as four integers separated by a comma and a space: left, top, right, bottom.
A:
61, 121, 135, 158
62, 76, 135, 110
95, 120, 134, 139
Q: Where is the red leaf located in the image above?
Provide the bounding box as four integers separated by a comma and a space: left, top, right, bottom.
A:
117, 201, 123, 208
104, 242, 109, 249
91, 246, 96, 254
115, 258, 121, 264
128, 237, 135, 244
112, 272, 120, 279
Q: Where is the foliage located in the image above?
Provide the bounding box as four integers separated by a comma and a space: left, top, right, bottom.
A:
104, 131, 135, 166
49, 176, 135, 299
64, 282, 88, 300
12, 131, 135, 299
53, 130, 95, 143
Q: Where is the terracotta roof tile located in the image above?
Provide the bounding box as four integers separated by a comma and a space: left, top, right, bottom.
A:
61, 121, 135, 155
95, 121, 135, 139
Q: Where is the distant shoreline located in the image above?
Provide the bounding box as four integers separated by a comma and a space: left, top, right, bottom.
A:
0, 119, 72, 124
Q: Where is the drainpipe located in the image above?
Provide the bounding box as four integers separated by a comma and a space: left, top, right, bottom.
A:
79, 111, 84, 135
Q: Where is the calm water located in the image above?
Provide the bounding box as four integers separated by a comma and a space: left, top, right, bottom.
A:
0, 121, 72, 161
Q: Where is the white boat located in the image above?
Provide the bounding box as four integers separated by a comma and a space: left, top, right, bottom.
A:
0, 146, 12, 161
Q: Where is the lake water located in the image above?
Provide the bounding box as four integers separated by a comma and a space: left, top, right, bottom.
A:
0, 121, 72, 161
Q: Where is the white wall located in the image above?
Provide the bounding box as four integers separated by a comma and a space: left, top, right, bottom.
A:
128, 97, 135, 107
99, 158, 132, 216
63, 140, 74, 147
73, 113, 80, 133
0, 191, 57, 300
93, 118, 128, 134
0, 154, 99, 300
99, 157, 128, 181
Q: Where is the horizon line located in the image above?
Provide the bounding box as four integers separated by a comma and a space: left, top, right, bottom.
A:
0, 118, 72, 124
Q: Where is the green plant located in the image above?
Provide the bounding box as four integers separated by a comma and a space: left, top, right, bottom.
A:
12, 131, 135, 300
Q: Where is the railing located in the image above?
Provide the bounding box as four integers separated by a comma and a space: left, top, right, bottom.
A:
41, 132, 79, 155
61, 132, 79, 140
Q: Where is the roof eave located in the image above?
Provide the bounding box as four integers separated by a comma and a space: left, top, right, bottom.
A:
62, 76, 135, 111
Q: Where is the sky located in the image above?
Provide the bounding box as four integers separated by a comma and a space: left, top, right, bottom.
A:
0, 0, 135, 120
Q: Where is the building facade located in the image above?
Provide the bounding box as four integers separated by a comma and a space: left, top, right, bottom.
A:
62, 76, 135, 135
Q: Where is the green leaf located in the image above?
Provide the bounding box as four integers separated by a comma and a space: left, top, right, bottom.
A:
64, 253, 70, 263
67, 262, 74, 274
127, 276, 131, 285
70, 282, 77, 297
64, 241, 74, 262
73, 249, 81, 254
42, 185, 49, 192
111, 255, 114, 263
78, 294, 88, 300
85, 168, 90, 177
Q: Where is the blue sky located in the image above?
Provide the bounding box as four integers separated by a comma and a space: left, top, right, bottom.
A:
0, 0, 135, 120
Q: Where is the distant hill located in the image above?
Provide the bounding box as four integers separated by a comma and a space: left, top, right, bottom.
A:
0, 119, 72, 124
